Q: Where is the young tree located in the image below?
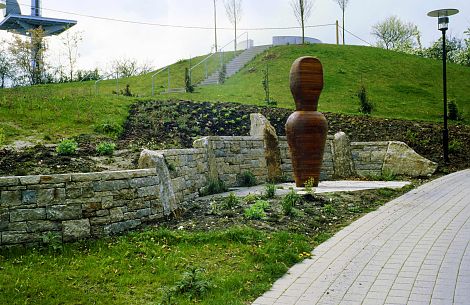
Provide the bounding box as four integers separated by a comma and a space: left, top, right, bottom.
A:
61, 29, 83, 82
334, 0, 349, 44
224, 0, 243, 51
372, 16, 420, 50
290, 0, 314, 44
0, 42, 14, 88
8, 27, 47, 85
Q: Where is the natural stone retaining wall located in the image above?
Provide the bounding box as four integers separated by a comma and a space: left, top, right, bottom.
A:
0, 114, 437, 249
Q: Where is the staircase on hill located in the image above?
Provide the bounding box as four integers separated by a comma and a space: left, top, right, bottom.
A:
199, 45, 271, 86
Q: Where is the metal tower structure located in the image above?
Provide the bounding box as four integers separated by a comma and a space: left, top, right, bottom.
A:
0, 0, 77, 83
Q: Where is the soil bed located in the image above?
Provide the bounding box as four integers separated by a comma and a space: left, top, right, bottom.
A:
1, 100, 468, 176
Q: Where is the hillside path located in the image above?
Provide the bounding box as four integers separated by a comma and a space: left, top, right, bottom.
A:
253, 169, 470, 305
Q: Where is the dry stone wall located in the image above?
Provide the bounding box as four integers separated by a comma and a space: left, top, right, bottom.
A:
0, 114, 437, 249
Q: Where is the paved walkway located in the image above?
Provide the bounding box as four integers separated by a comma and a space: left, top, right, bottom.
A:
253, 169, 470, 305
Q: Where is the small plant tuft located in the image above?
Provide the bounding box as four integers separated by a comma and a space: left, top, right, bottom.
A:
56, 139, 78, 156
448, 100, 463, 121
264, 184, 276, 199
357, 84, 373, 114
304, 177, 316, 194
0, 128, 4, 146
282, 189, 301, 216
96, 141, 116, 156
161, 268, 213, 302
240, 171, 257, 187
94, 121, 123, 137
244, 200, 270, 220
222, 192, 240, 209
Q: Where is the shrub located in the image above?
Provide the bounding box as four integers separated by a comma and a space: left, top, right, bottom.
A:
96, 142, 116, 156
199, 179, 228, 196
240, 171, 257, 187
282, 189, 301, 216
122, 84, 134, 97
448, 100, 463, 121
218, 64, 227, 84
243, 193, 259, 205
265, 184, 276, 198
56, 139, 78, 156
357, 84, 373, 114
185, 68, 195, 93
323, 204, 337, 215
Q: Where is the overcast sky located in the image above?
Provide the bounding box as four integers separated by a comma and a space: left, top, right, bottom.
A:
1, 0, 469, 71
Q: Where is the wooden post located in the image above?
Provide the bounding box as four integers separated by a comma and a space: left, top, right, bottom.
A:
336, 20, 339, 45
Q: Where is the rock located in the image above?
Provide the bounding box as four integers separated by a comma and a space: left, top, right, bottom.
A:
250, 113, 283, 182
46, 205, 82, 221
332, 132, 355, 178
10, 208, 46, 222
62, 219, 90, 242
383, 141, 438, 177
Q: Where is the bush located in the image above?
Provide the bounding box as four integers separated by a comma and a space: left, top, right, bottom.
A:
240, 171, 257, 187
96, 142, 116, 156
357, 84, 373, 114
448, 100, 464, 121
56, 139, 78, 156
282, 189, 301, 216
199, 179, 228, 196
265, 184, 276, 198
218, 64, 227, 84
185, 68, 194, 93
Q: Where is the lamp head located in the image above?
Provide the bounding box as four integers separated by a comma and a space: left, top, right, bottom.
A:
428, 9, 459, 31
438, 16, 449, 31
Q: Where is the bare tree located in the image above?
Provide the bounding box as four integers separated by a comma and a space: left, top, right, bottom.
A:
372, 16, 420, 51
8, 27, 47, 85
224, 0, 243, 51
110, 58, 153, 78
61, 29, 83, 81
290, 0, 314, 44
334, 0, 349, 44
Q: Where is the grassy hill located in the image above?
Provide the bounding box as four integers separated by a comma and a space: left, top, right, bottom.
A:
0, 44, 469, 144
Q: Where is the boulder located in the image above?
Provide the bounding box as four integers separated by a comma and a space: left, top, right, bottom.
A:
383, 141, 438, 177
332, 132, 355, 178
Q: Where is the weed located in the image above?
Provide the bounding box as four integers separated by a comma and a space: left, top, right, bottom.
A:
56, 139, 78, 156
265, 184, 276, 199
323, 204, 337, 214
243, 193, 259, 205
41, 232, 62, 252
357, 84, 373, 114
94, 121, 123, 137
199, 178, 228, 196
239, 171, 257, 187
96, 142, 116, 156
162, 268, 213, 302
282, 189, 301, 216
449, 140, 463, 153
0, 128, 4, 146
304, 177, 316, 194
222, 192, 240, 209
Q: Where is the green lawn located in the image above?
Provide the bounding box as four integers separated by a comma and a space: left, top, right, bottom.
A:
1, 44, 469, 144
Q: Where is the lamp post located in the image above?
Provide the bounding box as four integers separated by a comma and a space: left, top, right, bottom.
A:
427, 8, 459, 163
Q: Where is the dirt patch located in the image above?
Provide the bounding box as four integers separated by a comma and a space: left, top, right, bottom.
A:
0, 100, 468, 176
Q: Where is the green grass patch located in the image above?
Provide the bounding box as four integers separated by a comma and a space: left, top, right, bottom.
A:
0, 227, 310, 305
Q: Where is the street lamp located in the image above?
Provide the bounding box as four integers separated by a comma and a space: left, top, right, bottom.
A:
427, 8, 459, 163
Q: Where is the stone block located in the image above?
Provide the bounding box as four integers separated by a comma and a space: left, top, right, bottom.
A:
40, 174, 71, 184
71, 172, 103, 182
2, 232, 41, 244
110, 207, 125, 222
103, 220, 141, 235
8, 222, 28, 232
96, 209, 109, 217
62, 219, 90, 242
101, 196, 115, 209
22, 190, 37, 204
129, 176, 159, 188
0, 209, 8, 230
19, 176, 41, 185
0, 177, 19, 187
37, 188, 66, 206
1, 190, 21, 207
27, 220, 60, 233
10, 208, 46, 222
93, 180, 129, 192
46, 205, 81, 221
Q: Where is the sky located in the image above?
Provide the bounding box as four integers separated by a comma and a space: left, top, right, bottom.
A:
1, 0, 469, 72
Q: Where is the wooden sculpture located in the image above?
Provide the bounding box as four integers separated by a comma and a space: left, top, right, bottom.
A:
285, 57, 328, 187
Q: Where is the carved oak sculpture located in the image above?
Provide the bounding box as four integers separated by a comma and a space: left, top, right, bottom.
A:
286, 57, 328, 187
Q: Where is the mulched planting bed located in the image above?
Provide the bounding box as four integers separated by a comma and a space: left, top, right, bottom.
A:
1, 100, 468, 176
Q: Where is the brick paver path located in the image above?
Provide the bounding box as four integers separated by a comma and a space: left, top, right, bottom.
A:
253, 169, 470, 305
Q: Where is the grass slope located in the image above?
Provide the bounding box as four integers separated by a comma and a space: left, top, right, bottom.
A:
0, 44, 469, 144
